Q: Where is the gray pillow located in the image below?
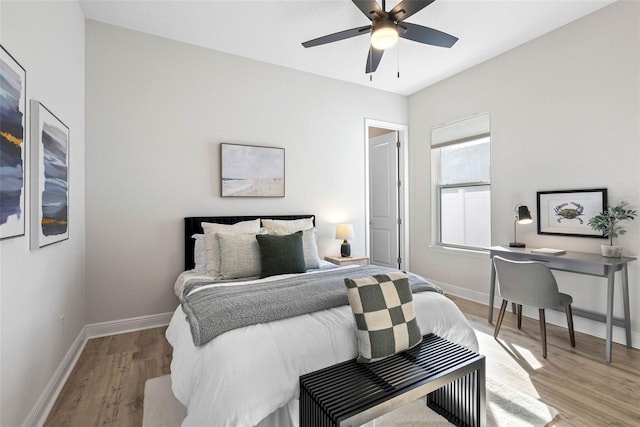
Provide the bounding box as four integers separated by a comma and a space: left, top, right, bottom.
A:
301, 228, 321, 269
256, 231, 306, 278
217, 233, 261, 279
344, 272, 422, 363
266, 228, 321, 269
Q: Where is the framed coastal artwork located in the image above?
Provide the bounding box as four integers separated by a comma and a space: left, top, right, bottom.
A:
220, 143, 285, 197
0, 45, 27, 239
537, 188, 607, 238
30, 100, 70, 248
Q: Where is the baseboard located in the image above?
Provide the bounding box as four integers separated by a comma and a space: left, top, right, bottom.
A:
434, 279, 640, 350
24, 312, 174, 427
434, 280, 490, 305
85, 312, 174, 339
23, 326, 87, 427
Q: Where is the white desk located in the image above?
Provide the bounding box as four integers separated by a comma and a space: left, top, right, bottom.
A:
488, 245, 636, 363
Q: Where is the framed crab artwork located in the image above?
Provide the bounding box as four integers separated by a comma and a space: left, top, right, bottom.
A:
537, 188, 607, 238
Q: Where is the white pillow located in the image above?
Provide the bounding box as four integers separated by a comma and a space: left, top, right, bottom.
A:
202, 219, 261, 278
192, 234, 206, 273
262, 217, 314, 233
217, 233, 261, 279
201, 219, 260, 234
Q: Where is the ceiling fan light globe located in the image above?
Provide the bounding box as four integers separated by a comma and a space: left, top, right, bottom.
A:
371, 26, 398, 50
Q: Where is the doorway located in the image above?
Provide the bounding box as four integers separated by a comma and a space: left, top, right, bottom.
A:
365, 119, 408, 270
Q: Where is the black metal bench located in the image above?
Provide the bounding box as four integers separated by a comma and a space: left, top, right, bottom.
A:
299, 333, 486, 427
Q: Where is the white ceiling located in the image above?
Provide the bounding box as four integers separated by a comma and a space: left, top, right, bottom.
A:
79, 0, 616, 95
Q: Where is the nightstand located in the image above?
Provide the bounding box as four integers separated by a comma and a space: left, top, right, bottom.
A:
324, 255, 369, 266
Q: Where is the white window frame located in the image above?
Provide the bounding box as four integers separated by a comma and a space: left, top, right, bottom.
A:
431, 114, 491, 251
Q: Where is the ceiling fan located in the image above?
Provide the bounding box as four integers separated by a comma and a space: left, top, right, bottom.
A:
302, 0, 458, 74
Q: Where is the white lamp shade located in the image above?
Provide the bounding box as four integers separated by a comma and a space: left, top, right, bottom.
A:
335, 224, 354, 240
371, 22, 398, 50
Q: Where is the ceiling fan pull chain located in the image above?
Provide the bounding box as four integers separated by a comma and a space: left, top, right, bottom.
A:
397, 42, 400, 78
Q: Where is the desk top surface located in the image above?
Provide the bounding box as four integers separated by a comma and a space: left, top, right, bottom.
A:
490, 245, 637, 266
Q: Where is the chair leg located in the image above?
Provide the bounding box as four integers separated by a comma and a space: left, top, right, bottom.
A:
517, 304, 523, 329
494, 300, 508, 339
566, 304, 576, 347
539, 309, 547, 358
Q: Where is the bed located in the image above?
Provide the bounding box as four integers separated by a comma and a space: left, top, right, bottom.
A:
165, 215, 478, 427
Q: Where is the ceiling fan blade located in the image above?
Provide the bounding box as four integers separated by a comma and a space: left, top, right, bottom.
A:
302, 25, 372, 48
366, 47, 384, 73
399, 22, 458, 48
389, 0, 436, 22
352, 0, 383, 21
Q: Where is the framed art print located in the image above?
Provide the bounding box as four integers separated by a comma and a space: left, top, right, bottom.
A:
0, 45, 27, 239
220, 143, 285, 197
30, 100, 70, 248
537, 188, 607, 238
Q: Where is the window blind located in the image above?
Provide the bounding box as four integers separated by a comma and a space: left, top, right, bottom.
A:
431, 113, 490, 148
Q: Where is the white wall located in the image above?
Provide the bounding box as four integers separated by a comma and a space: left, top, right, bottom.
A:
0, 1, 86, 426
408, 2, 640, 342
2, 3, 635, 423
85, 21, 408, 323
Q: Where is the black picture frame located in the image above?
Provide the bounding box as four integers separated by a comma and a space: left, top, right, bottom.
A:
537, 188, 607, 238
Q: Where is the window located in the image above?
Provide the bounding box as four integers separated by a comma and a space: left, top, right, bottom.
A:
431, 114, 491, 249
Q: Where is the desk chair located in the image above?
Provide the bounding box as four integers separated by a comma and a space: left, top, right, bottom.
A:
493, 256, 576, 358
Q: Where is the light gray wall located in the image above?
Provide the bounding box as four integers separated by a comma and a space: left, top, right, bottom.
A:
0, 1, 86, 426
85, 21, 408, 323
408, 1, 640, 341
2, 2, 637, 424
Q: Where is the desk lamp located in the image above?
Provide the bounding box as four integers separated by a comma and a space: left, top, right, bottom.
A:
509, 205, 532, 248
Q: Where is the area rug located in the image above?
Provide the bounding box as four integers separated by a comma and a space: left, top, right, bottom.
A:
143, 374, 558, 427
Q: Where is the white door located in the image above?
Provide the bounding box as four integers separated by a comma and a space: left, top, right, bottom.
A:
369, 131, 400, 268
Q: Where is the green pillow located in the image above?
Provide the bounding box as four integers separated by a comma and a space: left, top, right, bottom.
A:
256, 231, 306, 278
344, 272, 422, 363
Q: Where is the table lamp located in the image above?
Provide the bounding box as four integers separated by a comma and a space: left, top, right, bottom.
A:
335, 224, 354, 257
509, 204, 532, 248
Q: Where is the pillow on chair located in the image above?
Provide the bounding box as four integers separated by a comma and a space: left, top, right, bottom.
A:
344, 272, 422, 363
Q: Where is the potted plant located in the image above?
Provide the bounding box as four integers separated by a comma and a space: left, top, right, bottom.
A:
587, 201, 637, 257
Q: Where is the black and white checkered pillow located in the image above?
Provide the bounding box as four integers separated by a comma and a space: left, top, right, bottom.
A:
345, 272, 422, 363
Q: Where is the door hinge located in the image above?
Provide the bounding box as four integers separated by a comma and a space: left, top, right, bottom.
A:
396, 141, 401, 148
397, 257, 402, 265
397, 218, 402, 225
397, 179, 401, 187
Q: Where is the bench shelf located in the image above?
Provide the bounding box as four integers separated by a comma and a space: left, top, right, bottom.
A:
299, 333, 486, 427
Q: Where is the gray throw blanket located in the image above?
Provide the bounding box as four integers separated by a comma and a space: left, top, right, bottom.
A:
181, 265, 443, 346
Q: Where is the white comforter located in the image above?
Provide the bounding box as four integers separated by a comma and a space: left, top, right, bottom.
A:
166, 268, 478, 427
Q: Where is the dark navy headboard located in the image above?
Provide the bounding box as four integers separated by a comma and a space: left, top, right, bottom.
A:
184, 215, 315, 270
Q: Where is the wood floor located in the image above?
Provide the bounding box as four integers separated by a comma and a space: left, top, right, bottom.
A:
449, 295, 640, 426
44, 327, 172, 427
44, 296, 640, 426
